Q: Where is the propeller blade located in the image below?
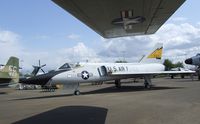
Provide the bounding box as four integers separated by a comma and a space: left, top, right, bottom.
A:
41, 64, 46, 67
41, 69, 45, 74
39, 60, 41, 67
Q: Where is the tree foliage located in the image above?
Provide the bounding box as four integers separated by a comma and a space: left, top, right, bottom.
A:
174, 61, 184, 68
163, 59, 183, 71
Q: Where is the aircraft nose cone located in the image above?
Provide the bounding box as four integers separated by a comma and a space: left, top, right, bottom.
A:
185, 58, 192, 65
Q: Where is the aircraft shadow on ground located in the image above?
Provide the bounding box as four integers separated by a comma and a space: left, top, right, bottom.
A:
13, 85, 183, 101
164, 77, 200, 82
0, 92, 7, 95
13, 106, 108, 124
82, 85, 183, 95
12, 94, 73, 100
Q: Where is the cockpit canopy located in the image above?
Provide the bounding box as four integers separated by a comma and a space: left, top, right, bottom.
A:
58, 62, 81, 70
58, 63, 72, 70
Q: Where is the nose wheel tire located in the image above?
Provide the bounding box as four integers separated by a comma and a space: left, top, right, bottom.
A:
144, 83, 151, 89
74, 90, 80, 95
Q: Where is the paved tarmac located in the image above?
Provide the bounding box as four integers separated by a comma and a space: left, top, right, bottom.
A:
0, 77, 200, 124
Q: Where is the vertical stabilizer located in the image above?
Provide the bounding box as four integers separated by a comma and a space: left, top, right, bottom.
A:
139, 43, 163, 63
2, 56, 19, 83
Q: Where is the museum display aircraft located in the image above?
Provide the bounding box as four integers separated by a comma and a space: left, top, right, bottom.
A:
185, 54, 200, 80
20, 43, 194, 95
0, 56, 19, 87
185, 54, 200, 67
19, 0, 190, 95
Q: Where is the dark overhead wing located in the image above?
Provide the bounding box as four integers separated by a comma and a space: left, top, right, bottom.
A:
52, 0, 186, 38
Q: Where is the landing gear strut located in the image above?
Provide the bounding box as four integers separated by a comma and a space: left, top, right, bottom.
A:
144, 76, 152, 89
115, 80, 121, 88
74, 82, 80, 95
197, 69, 200, 80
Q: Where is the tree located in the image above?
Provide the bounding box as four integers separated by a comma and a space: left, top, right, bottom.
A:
174, 62, 184, 68
163, 59, 174, 71
163, 59, 184, 71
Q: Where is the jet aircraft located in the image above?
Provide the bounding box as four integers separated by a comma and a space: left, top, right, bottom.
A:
20, 44, 194, 95
185, 54, 200, 67
185, 54, 200, 80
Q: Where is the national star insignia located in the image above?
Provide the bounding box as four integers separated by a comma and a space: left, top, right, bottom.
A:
81, 71, 89, 80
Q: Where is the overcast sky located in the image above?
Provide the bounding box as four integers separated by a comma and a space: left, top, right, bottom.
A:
0, 0, 200, 72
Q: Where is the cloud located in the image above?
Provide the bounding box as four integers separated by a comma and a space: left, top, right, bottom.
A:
67, 34, 80, 41
34, 35, 49, 40
58, 42, 101, 63
19, 42, 102, 71
1, 19, 200, 72
171, 17, 188, 22
0, 29, 22, 59
99, 36, 150, 61
98, 22, 200, 63
0, 29, 100, 72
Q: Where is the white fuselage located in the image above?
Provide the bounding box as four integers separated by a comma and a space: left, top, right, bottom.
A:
51, 63, 165, 85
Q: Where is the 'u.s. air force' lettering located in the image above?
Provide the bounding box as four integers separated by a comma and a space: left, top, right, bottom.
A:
106, 66, 128, 73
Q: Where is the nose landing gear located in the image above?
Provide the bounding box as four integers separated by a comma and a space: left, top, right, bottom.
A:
74, 82, 80, 95
74, 90, 80, 95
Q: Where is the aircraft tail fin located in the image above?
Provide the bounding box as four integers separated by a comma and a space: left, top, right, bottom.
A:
139, 43, 163, 63
2, 56, 19, 83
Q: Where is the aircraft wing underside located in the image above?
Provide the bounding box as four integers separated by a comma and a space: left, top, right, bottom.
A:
53, 0, 186, 38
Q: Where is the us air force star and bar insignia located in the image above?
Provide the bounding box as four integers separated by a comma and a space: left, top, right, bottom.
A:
81, 71, 89, 80
112, 10, 146, 30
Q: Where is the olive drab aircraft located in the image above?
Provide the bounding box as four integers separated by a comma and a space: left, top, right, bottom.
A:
20, 43, 194, 95
0, 56, 19, 87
